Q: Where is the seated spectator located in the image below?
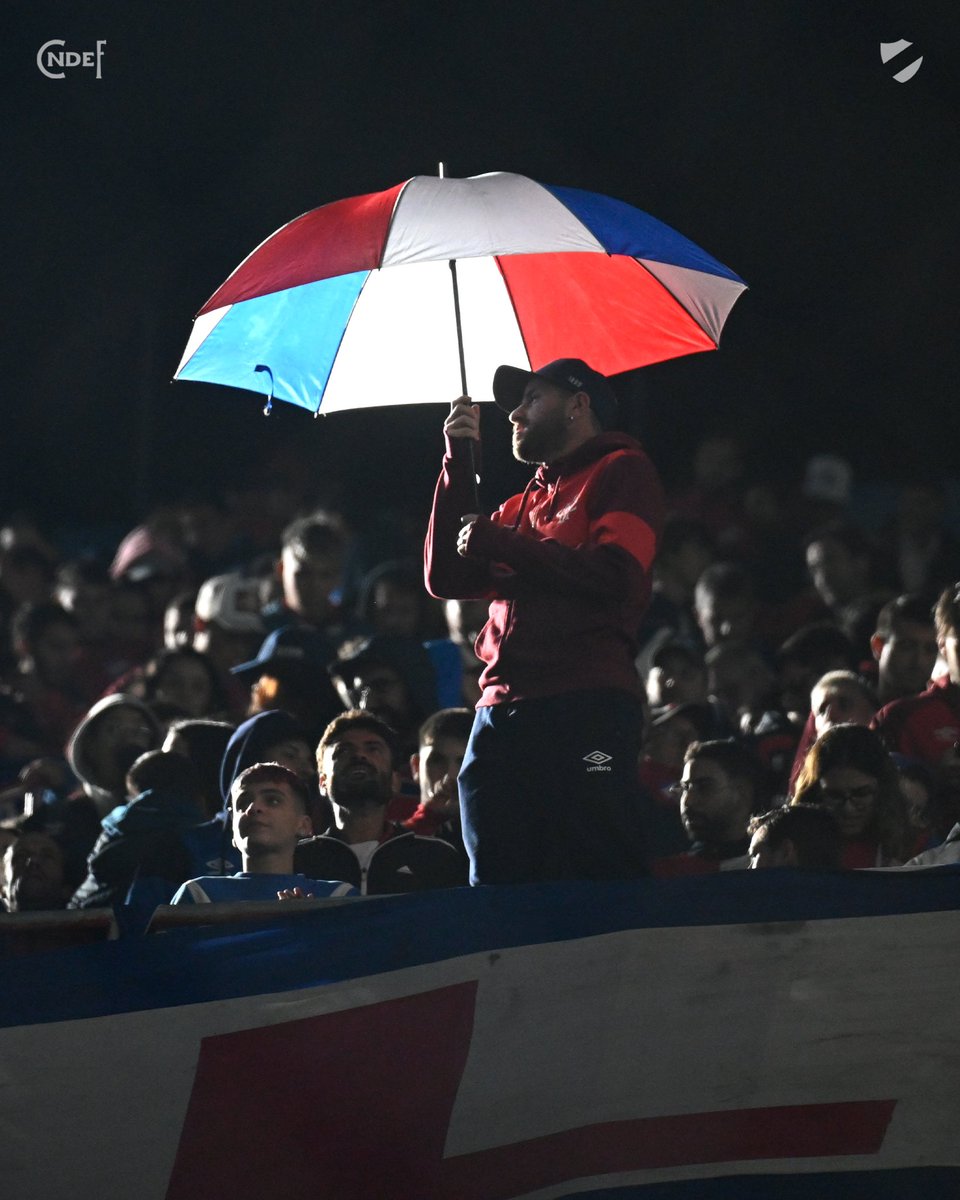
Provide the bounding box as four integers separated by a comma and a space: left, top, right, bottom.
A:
219, 708, 322, 832
788, 669, 878, 794
652, 738, 759, 875
172, 709, 320, 886
873, 582, 960, 836
67, 696, 161, 819
16, 696, 161, 891
328, 634, 439, 763
162, 590, 198, 651
792, 723, 915, 867
68, 749, 206, 911
901, 821, 960, 868
705, 640, 775, 734
295, 711, 466, 894
106, 579, 157, 675
694, 562, 759, 650
139, 646, 228, 722
870, 593, 939, 706
171, 763, 356, 905
161, 718, 236, 820
110, 519, 187, 615
262, 511, 355, 642
893, 756, 938, 846
231, 626, 343, 742
639, 702, 721, 859
645, 640, 708, 710
356, 559, 442, 639
402, 708, 473, 851
10, 601, 89, 752
810, 671, 877, 737
2, 830, 70, 912
192, 571, 266, 717
640, 702, 722, 796
747, 804, 842, 869
425, 599, 487, 708
776, 622, 858, 727
804, 521, 890, 658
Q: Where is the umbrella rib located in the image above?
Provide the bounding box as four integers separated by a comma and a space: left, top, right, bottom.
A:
378, 178, 417, 268
312, 270, 378, 416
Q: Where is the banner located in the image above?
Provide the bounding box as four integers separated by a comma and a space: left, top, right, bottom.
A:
3, 869, 959, 1199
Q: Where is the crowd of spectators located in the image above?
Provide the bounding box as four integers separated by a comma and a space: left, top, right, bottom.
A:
2, 435, 960, 930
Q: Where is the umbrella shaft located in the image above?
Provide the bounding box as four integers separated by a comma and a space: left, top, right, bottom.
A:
448, 259, 468, 397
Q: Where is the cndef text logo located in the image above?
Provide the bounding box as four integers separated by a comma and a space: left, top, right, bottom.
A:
37, 39, 106, 80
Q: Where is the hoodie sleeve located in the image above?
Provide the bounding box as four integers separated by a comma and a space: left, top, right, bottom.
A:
463, 451, 663, 601
424, 432, 502, 600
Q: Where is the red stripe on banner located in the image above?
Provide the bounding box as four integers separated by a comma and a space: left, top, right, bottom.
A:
499, 251, 717, 373
595, 510, 657, 570
165, 981, 478, 1200
443, 1099, 897, 1200
199, 181, 406, 313
165, 981, 896, 1200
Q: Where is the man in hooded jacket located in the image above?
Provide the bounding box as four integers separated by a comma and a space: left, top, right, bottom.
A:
424, 358, 664, 884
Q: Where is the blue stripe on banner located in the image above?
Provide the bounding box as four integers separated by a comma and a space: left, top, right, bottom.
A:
543, 183, 745, 282
177, 272, 368, 409
1, 868, 957, 1028
559, 1166, 960, 1199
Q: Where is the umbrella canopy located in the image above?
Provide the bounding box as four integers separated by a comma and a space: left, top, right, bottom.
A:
175, 172, 746, 414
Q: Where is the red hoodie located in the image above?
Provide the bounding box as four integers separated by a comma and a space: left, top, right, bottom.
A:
425, 430, 664, 706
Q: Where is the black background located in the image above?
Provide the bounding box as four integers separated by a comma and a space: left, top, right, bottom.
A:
4, 1, 957, 542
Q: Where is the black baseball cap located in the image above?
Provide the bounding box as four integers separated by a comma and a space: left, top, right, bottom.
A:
492, 358, 619, 430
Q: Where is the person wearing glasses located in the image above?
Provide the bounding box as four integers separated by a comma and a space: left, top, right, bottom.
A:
652, 738, 759, 876
791, 723, 915, 867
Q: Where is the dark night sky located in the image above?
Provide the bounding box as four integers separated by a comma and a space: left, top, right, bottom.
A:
3, 0, 958, 542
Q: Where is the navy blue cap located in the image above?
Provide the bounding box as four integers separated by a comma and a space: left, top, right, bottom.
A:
492, 358, 619, 430
230, 626, 335, 680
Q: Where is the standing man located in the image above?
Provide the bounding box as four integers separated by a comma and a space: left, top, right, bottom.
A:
424, 358, 664, 884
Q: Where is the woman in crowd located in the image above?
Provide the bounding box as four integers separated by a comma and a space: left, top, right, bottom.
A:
140, 646, 228, 722
791, 722, 915, 867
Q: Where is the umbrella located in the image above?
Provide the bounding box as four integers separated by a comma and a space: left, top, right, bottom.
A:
174, 171, 746, 415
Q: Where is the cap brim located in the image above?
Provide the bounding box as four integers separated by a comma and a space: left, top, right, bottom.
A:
492, 365, 535, 414
230, 656, 269, 678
